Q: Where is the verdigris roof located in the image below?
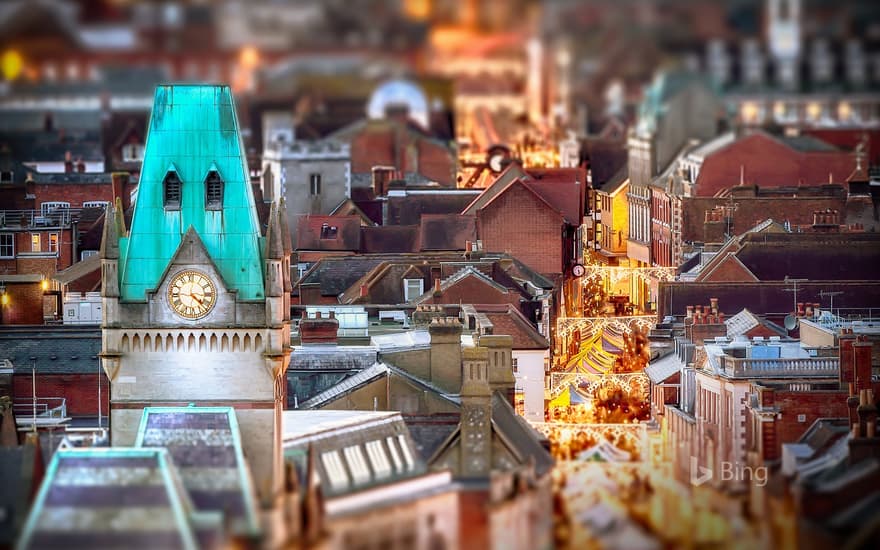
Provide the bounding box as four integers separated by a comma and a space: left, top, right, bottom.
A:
135, 407, 261, 538
18, 448, 210, 550
118, 85, 265, 301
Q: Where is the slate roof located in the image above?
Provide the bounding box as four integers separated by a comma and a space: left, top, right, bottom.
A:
0, 327, 101, 375
735, 233, 880, 281
404, 414, 461, 462
0, 438, 41, 547
299, 362, 391, 409
360, 225, 420, 253
419, 214, 476, 251
298, 256, 386, 296
18, 448, 212, 550
135, 407, 261, 538
290, 345, 378, 372
644, 352, 682, 384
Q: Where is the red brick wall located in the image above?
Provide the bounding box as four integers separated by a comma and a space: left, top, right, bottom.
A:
765, 390, 849, 462
417, 139, 455, 186
13, 373, 110, 417
1, 282, 44, 325
477, 183, 564, 277
458, 490, 490, 550
32, 183, 115, 208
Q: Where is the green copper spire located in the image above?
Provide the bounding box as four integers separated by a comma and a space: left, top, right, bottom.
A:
119, 85, 265, 301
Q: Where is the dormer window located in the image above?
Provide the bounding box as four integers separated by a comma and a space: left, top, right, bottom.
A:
205, 170, 224, 210
163, 171, 182, 210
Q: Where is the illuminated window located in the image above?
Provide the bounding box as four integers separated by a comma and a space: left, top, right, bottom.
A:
342, 445, 371, 484
320, 450, 350, 490
838, 101, 852, 121
121, 143, 144, 162
205, 170, 224, 210
31, 233, 41, 252
163, 171, 182, 210
0, 233, 13, 258
48, 233, 58, 254
806, 102, 822, 121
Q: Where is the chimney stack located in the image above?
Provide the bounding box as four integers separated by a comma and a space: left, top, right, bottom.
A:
299, 310, 339, 345
428, 317, 463, 393
64, 151, 73, 173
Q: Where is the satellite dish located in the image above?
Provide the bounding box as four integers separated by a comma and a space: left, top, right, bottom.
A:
784, 314, 798, 330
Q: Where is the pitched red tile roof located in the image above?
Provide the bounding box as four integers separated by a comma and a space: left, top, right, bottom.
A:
525, 167, 587, 224
476, 304, 550, 350
694, 131, 855, 197
295, 215, 362, 251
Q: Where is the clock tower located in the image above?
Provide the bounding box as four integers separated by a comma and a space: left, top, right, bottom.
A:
100, 85, 292, 511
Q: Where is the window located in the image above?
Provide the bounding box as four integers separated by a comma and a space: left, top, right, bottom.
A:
83, 201, 109, 210
512, 357, 519, 373
205, 170, 224, 210
397, 434, 415, 471
342, 445, 371, 484
365, 440, 392, 479
0, 234, 13, 258
163, 171, 182, 210
309, 173, 322, 195
121, 143, 144, 162
0, 171, 12, 184
320, 450, 350, 490
40, 202, 70, 216
48, 233, 58, 254
386, 436, 404, 472
319, 223, 337, 239
403, 278, 423, 302
81, 250, 98, 261
31, 233, 41, 252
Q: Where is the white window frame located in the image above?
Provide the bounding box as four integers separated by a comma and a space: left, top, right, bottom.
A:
83, 201, 109, 210
30, 233, 41, 252
80, 250, 98, 261
320, 450, 350, 490
386, 436, 404, 472
121, 143, 144, 163
40, 202, 70, 216
48, 232, 59, 254
342, 445, 371, 484
403, 278, 423, 302
365, 440, 392, 479
397, 434, 415, 471
0, 233, 13, 258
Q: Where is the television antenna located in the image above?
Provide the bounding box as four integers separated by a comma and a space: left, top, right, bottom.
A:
819, 290, 843, 320
783, 276, 808, 314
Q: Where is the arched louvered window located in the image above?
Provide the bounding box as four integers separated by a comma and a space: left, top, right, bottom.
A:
163, 171, 181, 210
205, 170, 224, 210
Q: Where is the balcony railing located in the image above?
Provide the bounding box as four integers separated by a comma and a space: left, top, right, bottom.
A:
13, 397, 70, 428
0, 209, 81, 229
719, 355, 839, 378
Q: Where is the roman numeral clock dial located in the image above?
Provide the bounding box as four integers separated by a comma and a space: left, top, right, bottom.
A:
168, 270, 217, 320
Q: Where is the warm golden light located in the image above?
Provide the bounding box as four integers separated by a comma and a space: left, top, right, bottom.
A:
1, 294, 8, 305
806, 102, 822, 121
41, 279, 49, 291
741, 102, 760, 124
773, 101, 786, 119
1, 49, 23, 80
838, 101, 852, 121
239, 46, 259, 69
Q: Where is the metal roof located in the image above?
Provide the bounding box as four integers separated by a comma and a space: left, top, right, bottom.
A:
119, 85, 265, 301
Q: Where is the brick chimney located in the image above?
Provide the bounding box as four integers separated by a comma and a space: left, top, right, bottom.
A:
428, 317, 463, 393
838, 330, 857, 387
853, 337, 873, 393
110, 172, 131, 211
64, 151, 73, 173
299, 311, 338, 345
848, 388, 879, 465
76, 158, 85, 173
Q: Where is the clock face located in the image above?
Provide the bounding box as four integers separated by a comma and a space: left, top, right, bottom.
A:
168, 270, 216, 320
572, 264, 586, 277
